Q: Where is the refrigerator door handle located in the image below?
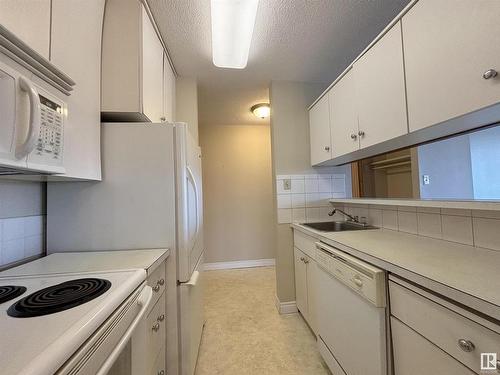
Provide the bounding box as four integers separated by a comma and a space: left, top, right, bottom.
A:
184, 270, 200, 287
186, 165, 200, 240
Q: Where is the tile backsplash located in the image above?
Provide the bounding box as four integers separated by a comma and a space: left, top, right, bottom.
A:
335, 202, 500, 252
276, 174, 348, 224
0, 216, 44, 267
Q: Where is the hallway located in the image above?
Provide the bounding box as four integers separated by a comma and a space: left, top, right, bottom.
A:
195, 267, 330, 375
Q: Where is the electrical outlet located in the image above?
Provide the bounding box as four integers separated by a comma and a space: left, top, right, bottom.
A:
283, 179, 291, 191
423, 175, 430, 185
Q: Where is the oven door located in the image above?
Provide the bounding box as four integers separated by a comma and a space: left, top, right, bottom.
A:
55, 283, 153, 375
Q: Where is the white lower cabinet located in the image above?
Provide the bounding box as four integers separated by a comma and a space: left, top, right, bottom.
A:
391, 317, 476, 375
293, 230, 318, 335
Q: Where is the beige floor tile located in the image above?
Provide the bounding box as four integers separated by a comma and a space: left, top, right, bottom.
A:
195, 267, 330, 375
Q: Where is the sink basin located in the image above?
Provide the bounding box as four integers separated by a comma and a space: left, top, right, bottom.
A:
301, 221, 377, 232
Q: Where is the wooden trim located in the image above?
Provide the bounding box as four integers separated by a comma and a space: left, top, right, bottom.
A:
351, 162, 362, 198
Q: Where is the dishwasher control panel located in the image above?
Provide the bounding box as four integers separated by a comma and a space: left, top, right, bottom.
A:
315, 242, 386, 307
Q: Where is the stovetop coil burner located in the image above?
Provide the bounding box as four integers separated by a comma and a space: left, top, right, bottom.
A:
7, 278, 111, 318
0, 285, 27, 304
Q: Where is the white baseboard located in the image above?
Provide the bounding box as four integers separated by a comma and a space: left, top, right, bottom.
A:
274, 294, 298, 314
203, 258, 275, 271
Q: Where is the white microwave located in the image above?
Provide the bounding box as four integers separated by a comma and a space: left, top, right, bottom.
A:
0, 59, 67, 174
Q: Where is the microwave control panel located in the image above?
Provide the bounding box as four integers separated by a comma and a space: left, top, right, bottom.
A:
36, 94, 64, 160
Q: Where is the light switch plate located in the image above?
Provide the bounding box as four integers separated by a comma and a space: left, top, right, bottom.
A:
283, 179, 291, 191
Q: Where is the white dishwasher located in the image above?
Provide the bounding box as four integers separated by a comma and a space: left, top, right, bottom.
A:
315, 242, 388, 375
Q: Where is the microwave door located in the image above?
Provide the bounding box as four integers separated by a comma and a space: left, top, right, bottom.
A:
0, 68, 28, 170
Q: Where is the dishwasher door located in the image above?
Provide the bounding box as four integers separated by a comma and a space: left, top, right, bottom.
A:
316, 243, 388, 375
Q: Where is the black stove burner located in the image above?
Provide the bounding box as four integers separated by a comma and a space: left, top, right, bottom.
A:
0, 285, 27, 304
7, 278, 111, 318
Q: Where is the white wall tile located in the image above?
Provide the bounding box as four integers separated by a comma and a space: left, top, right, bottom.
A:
368, 209, 383, 227
277, 209, 292, 224
24, 215, 43, 236
398, 211, 418, 234
292, 208, 306, 223
318, 176, 332, 193
473, 217, 500, 251
318, 193, 332, 207
3, 217, 25, 241
290, 179, 305, 194
441, 208, 471, 217
277, 194, 292, 209
319, 207, 334, 221
305, 193, 319, 208
3, 238, 24, 264
24, 235, 43, 258
291, 194, 306, 208
305, 178, 319, 193
382, 210, 398, 230
442, 215, 473, 246
417, 213, 442, 239
332, 177, 345, 193
306, 208, 320, 222
417, 206, 441, 214
472, 210, 500, 220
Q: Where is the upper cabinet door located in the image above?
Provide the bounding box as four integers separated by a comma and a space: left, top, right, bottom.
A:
50, 0, 105, 180
163, 53, 176, 122
309, 94, 331, 165
329, 69, 359, 158
0, 0, 51, 59
403, 0, 500, 132
353, 21, 408, 149
141, 6, 164, 123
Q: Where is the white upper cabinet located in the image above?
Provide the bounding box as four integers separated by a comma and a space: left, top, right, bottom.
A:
141, 6, 164, 123
329, 69, 359, 158
0, 0, 51, 59
102, 0, 171, 122
309, 94, 331, 165
353, 21, 408, 148
163, 53, 176, 123
402, 0, 500, 132
49, 0, 105, 180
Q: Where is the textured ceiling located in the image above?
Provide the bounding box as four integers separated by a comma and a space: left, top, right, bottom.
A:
147, 0, 411, 126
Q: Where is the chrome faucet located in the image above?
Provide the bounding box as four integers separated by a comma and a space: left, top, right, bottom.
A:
328, 208, 360, 223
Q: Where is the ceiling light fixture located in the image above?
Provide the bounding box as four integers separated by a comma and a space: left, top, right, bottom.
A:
251, 103, 270, 119
210, 0, 259, 69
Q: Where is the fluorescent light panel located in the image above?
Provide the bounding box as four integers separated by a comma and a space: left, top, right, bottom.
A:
211, 0, 259, 69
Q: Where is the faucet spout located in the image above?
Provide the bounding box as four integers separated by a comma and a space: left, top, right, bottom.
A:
328, 208, 359, 223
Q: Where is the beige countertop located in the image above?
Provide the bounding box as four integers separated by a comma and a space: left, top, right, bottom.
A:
0, 249, 170, 277
292, 224, 500, 321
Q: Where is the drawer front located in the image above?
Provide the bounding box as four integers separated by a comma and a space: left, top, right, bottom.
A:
146, 292, 166, 368
150, 345, 166, 375
391, 317, 476, 375
294, 230, 317, 260
390, 281, 500, 372
147, 262, 166, 308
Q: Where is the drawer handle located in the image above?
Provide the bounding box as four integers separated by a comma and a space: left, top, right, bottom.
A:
350, 133, 358, 140
358, 130, 365, 137
157, 314, 165, 322
152, 322, 160, 332
158, 370, 165, 375
457, 339, 475, 352
153, 285, 161, 292
324, 146, 330, 151
158, 278, 165, 286
483, 69, 498, 80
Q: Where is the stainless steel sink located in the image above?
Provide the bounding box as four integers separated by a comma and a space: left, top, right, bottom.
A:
301, 221, 377, 232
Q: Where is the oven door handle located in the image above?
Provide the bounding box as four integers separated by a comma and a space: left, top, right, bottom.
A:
95, 285, 153, 375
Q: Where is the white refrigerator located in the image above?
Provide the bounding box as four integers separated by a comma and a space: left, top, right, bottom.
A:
46, 122, 205, 375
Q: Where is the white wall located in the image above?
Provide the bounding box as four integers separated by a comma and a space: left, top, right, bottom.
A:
200, 124, 275, 264
0, 181, 45, 268
176, 76, 199, 144
470, 126, 500, 199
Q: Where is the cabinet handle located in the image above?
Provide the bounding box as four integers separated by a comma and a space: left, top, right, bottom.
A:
496, 360, 500, 372
300, 257, 305, 262
358, 130, 365, 137
353, 276, 363, 287
157, 314, 165, 322
457, 339, 475, 352
350, 134, 358, 140
158, 278, 165, 286
152, 322, 160, 332
158, 371, 165, 375
153, 285, 161, 292
483, 69, 498, 80
303, 259, 309, 264
160, 116, 166, 122
324, 146, 330, 151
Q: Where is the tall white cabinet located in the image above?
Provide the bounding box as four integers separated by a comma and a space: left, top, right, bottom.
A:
102, 0, 176, 123
402, 0, 500, 132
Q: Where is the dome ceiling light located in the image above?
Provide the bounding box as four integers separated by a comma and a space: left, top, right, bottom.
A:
210, 0, 259, 69
251, 103, 270, 119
